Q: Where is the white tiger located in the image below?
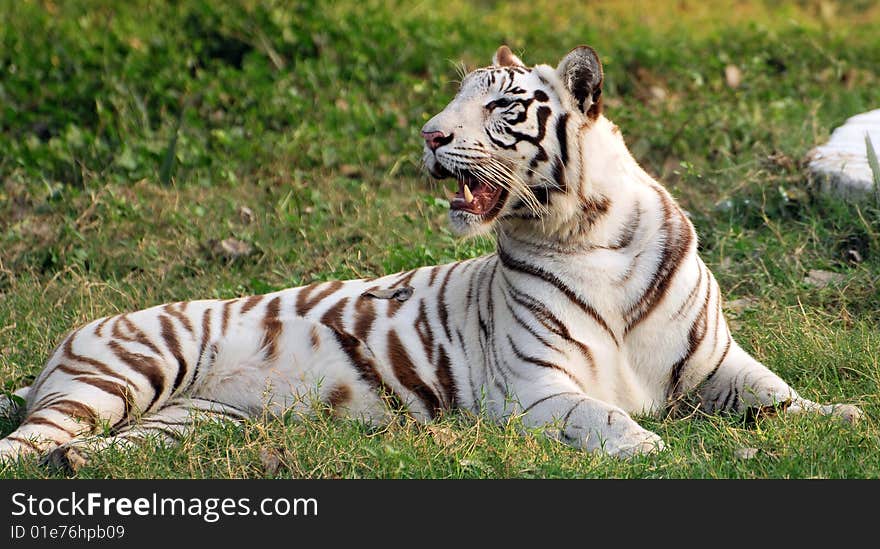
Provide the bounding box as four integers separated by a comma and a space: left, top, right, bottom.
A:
0, 45, 861, 469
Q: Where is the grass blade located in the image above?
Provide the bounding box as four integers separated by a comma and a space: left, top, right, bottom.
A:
159, 107, 185, 186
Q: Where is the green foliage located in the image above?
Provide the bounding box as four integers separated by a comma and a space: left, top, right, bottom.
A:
1, 0, 879, 478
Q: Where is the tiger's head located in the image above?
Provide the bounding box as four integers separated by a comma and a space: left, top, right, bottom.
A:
422, 45, 606, 237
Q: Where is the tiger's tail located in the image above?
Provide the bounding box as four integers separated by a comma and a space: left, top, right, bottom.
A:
0, 386, 30, 418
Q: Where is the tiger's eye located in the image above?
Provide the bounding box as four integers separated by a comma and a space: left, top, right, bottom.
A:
487, 98, 512, 110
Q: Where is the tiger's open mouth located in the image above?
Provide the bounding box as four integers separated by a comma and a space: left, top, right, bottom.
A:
432, 165, 509, 219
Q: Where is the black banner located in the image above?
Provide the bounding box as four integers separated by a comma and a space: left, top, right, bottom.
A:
0, 479, 869, 544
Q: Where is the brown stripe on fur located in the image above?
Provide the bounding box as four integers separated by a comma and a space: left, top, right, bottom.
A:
623, 185, 694, 336
389, 269, 417, 289
110, 315, 162, 355
54, 363, 88, 377
261, 296, 284, 361
23, 415, 73, 434
221, 299, 235, 335
328, 327, 405, 410
435, 346, 457, 408
73, 375, 134, 421
507, 335, 587, 392
159, 314, 189, 397
427, 266, 441, 287
238, 295, 264, 316
7, 436, 43, 452
707, 277, 724, 360
353, 290, 377, 341
62, 335, 135, 385
107, 340, 166, 411
319, 297, 349, 333
309, 326, 321, 350
198, 308, 213, 364
123, 317, 161, 352
561, 398, 587, 434
181, 308, 214, 395
387, 330, 442, 417
704, 334, 732, 383
163, 303, 195, 334
94, 316, 114, 338
295, 281, 344, 316
326, 384, 352, 410
498, 248, 618, 346
522, 391, 583, 414
30, 391, 63, 411
614, 252, 642, 287
45, 399, 99, 431
556, 113, 569, 165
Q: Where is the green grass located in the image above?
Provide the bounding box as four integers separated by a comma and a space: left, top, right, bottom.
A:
1, 0, 879, 478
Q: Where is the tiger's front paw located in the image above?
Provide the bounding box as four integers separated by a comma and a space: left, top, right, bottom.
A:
604, 430, 665, 459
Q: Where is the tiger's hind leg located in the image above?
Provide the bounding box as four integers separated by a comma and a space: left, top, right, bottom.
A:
43, 397, 250, 472
697, 339, 863, 423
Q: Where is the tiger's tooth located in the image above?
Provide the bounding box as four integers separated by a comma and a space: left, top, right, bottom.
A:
463, 184, 474, 203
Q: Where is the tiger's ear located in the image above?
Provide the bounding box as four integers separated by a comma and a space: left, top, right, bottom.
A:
556, 46, 603, 119
493, 45, 525, 68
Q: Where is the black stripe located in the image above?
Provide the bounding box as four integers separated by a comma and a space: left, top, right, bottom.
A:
498, 248, 618, 345
504, 277, 596, 372
507, 335, 586, 392
667, 277, 713, 401
502, 293, 565, 353
703, 334, 732, 383
188, 398, 252, 420
522, 391, 582, 414
555, 113, 569, 165
551, 156, 566, 192
437, 262, 461, 341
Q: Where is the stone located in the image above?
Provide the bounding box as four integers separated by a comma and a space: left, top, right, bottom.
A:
808, 109, 880, 199
804, 269, 845, 288
734, 447, 759, 460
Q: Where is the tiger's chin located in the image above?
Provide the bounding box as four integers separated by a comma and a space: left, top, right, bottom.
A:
448, 209, 497, 237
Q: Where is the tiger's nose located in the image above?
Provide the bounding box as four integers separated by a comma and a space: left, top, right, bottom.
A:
421, 130, 453, 151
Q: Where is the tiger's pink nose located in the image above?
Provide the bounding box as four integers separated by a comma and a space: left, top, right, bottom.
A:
422, 130, 452, 151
